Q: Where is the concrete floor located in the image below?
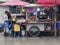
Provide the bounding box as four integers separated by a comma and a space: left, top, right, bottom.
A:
0, 33, 60, 45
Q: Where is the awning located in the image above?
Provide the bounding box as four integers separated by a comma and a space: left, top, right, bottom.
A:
0, 0, 30, 6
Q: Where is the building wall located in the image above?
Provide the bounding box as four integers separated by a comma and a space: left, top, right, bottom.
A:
0, 6, 9, 23
0, 0, 10, 2
0, 0, 10, 23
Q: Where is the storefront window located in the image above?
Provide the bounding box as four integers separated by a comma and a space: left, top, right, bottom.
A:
9, 6, 21, 14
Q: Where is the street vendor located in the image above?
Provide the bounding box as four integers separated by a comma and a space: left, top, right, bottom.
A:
44, 7, 54, 19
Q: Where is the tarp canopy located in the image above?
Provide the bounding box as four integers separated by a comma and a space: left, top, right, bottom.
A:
0, 0, 30, 6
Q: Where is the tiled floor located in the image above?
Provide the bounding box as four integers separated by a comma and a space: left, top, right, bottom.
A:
0, 33, 60, 45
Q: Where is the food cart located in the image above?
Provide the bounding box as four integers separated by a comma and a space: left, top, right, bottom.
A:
25, 4, 56, 37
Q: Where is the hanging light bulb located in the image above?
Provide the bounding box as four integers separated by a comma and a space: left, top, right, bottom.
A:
22, 8, 26, 12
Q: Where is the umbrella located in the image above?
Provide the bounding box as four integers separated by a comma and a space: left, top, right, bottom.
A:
56, 0, 60, 4
38, 4, 56, 7
0, 0, 30, 6
37, 0, 60, 5
37, 0, 55, 4
37, 0, 56, 7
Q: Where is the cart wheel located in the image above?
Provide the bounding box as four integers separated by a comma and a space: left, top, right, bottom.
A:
29, 26, 40, 37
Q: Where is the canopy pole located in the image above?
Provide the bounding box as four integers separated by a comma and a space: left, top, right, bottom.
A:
54, 9, 57, 37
